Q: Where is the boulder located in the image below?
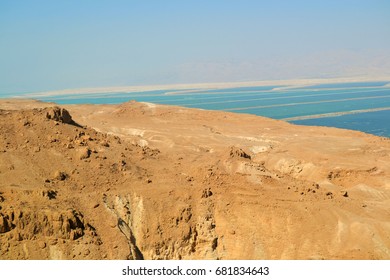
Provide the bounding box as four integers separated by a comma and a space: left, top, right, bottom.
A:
46, 107, 74, 124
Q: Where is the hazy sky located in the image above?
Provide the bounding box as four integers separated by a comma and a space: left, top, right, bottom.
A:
1, 0, 390, 94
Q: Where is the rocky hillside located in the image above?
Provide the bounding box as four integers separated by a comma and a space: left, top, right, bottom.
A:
0, 99, 389, 259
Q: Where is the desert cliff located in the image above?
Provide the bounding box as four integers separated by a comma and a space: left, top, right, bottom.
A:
0, 99, 389, 259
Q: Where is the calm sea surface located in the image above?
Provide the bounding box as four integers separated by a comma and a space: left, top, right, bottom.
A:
4, 82, 390, 137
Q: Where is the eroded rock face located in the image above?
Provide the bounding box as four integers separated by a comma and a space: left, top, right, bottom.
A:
103, 193, 219, 260
0, 209, 92, 240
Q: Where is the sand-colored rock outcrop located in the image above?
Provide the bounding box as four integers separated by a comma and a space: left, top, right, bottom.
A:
45, 106, 75, 125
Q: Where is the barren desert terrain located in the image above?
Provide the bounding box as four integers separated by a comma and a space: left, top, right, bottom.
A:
0, 99, 389, 259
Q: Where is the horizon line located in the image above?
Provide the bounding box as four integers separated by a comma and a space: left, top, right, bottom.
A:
8, 75, 390, 98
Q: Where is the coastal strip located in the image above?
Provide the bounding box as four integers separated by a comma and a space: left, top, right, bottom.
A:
281, 107, 390, 121
15, 76, 390, 98
226, 95, 390, 111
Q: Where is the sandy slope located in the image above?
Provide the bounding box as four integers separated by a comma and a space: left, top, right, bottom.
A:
0, 99, 389, 259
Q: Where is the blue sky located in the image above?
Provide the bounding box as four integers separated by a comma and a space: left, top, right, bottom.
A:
1, 0, 390, 94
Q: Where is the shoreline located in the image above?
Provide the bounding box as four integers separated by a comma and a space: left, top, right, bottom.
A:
11, 76, 390, 98
282, 107, 390, 121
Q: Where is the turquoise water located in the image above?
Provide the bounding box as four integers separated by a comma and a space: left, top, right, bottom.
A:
3, 82, 390, 137
291, 110, 390, 137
